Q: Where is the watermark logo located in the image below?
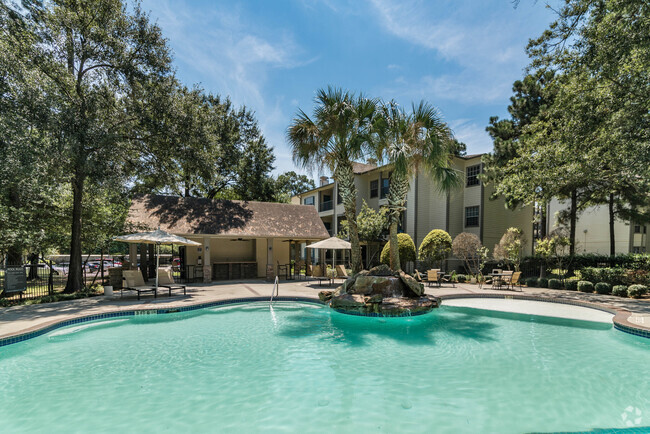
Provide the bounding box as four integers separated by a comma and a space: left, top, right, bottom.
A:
621, 406, 642, 427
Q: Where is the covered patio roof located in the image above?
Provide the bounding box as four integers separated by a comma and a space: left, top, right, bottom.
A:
128, 195, 330, 240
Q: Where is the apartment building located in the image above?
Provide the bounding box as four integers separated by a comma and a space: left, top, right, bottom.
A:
547, 199, 650, 254
294, 155, 535, 267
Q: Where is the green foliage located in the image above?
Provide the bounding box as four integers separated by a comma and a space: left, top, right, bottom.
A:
612, 285, 628, 297
493, 227, 526, 271
548, 278, 562, 289
627, 285, 648, 299
565, 280, 579, 291
538, 277, 548, 288
273, 171, 315, 203
577, 281, 594, 293
456, 274, 467, 283
419, 229, 452, 265
594, 282, 612, 295
579, 267, 627, 287
380, 233, 416, 265
338, 200, 387, 243
525, 277, 538, 287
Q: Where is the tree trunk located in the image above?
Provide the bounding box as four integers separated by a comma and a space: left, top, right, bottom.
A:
609, 192, 615, 258
335, 163, 361, 273
27, 253, 39, 280
386, 172, 409, 271
64, 174, 85, 293
389, 221, 399, 271
540, 199, 547, 239
569, 189, 577, 257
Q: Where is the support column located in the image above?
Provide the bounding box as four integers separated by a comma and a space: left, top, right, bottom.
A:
266, 238, 275, 281
305, 241, 312, 276
148, 244, 155, 278
294, 241, 300, 278
140, 243, 148, 282
203, 237, 211, 283
128, 244, 138, 270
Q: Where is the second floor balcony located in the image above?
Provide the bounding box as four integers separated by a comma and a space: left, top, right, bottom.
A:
319, 200, 333, 212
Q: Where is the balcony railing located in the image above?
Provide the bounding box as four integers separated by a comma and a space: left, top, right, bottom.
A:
319, 200, 333, 212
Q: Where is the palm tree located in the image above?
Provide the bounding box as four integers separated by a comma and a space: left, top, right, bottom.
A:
374, 100, 459, 271
287, 87, 377, 273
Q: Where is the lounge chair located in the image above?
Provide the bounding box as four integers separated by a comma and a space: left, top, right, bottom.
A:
122, 270, 157, 300
157, 268, 187, 296
427, 269, 441, 287
333, 265, 348, 282
311, 265, 331, 286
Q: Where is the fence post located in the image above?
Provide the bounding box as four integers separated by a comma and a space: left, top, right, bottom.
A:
48, 264, 54, 296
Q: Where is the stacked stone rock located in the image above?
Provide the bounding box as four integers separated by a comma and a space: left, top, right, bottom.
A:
319, 264, 440, 316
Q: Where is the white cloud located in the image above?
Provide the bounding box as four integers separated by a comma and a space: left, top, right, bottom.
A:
449, 119, 493, 154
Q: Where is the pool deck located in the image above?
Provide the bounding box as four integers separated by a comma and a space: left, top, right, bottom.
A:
1, 279, 649, 344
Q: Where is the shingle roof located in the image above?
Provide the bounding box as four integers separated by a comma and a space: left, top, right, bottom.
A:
127, 195, 330, 240
352, 162, 377, 174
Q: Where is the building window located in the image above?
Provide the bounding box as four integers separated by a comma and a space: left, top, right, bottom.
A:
370, 180, 378, 198
635, 225, 647, 234
303, 196, 314, 206
466, 164, 481, 187
380, 175, 390, 199
337, 189, 342, 204
465, 206, 479, 227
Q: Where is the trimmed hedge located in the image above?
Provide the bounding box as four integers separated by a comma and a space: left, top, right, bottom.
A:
577, 281, 594, 293
548, 278, 562, 289
381, 233, 416, 266
525, 277, 538, 287
594, 282, 612, 295
628, 284, 648, 299
538, 277, 548, 288
565, 280, 579, 291
612, 285, 628, 297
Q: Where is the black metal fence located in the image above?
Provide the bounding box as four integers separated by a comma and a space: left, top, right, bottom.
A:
0, 263, 114, 301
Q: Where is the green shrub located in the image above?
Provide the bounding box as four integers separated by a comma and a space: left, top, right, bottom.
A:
579, 267, 626, 286
418, 229, 452, 264
381, 233, 416, 266
525, 277, 538, 287
456, 274, 467, 283
565, 280, 578, 291
577, 281, 594, 293
627, 284, 648, 299
612, 285, 628, 297
594, 282, 612, 294
548, 278, 562, 289
538, 277, 548, 288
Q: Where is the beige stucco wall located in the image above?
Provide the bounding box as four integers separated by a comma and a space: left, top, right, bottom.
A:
482, 184, 534, 256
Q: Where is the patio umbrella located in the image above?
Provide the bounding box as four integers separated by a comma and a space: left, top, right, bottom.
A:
306, 236, 351, 269
114, 228, 201, 289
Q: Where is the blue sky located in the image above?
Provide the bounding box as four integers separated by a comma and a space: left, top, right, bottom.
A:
140, 0, 558, 180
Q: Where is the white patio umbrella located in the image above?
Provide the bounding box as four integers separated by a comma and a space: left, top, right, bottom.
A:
306, 236, 351, 269
114, 228, 201, 289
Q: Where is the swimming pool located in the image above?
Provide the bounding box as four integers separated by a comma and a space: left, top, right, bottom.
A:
0, 301, 648, 433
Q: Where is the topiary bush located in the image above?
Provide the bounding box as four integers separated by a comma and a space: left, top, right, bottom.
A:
538, 277, 548, 288
418, 229, 452, 266
565, 280, 578, 291
612, 285, 628, 297
627, 284, 648, 299
456, 274, 467, 283
525, 277, 538, 287
381, 233, 416, 266
548, 278, 562, 289
577, 281, 594, 293
594, 282, 612, 295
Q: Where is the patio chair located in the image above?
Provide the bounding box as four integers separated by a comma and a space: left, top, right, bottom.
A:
333, 265, 348, 282
427, 269, 441, 287
122, 270, 157, 300
157, 267, 187, 296
508, 271, 522, 291
413, 269, 422, 282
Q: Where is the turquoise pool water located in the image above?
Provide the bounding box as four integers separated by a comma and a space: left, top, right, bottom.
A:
0, 302, 649, 433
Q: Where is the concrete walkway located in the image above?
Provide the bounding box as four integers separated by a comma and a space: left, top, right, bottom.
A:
0, 279, 649, 343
